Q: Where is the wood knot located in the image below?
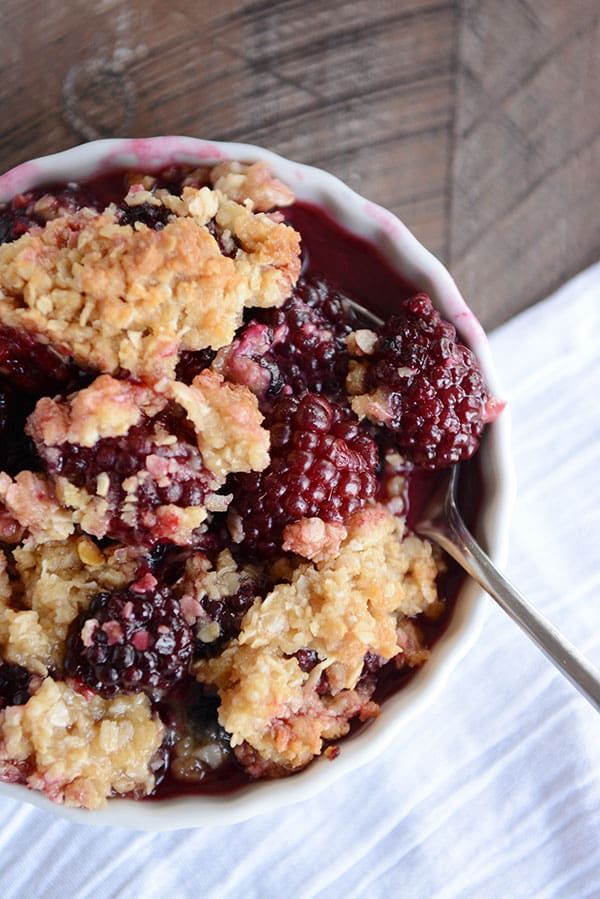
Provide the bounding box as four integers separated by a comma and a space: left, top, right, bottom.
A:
62, 57, 137, 141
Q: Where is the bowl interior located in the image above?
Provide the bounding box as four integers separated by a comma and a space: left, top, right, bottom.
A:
0, 138, 514, 829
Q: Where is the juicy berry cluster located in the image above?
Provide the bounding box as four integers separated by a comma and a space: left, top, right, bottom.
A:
0, 327, 88, 476
117, 201, 172, 230
218, 278, 354, 406
65, 581, 193, 698
230, 392, 378, 555
175, 348, 216, 384
360, 294, 492, 468
0, 187, 100, 244
0, 662, 33, 709
293, 276, 358, 332
262, 279, 352, 398
39, 404, 214, 546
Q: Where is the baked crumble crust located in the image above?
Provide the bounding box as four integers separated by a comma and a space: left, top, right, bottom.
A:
0, 678, 163, 808
170, 370, 270, 478
128, 160, 296, 214
195, 506, 440, 769
29, 370, 269, 477
0, 186, 300, 379
282, 517, 348, 563
210, 161, 295, 212
232, 685, 381, 777
212, 192, 299, 308
28, 375, 161, 448
0, 471, 75, 545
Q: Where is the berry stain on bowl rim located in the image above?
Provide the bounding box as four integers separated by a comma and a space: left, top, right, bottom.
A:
0, 139, 513, 829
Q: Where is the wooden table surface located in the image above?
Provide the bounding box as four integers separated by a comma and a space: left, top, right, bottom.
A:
1, 0, 598, 328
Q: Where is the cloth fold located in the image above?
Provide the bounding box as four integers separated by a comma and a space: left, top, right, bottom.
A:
0, 264, 598, 899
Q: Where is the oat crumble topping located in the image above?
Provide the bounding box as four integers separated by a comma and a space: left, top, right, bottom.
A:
0, 186, 300, 379
0, 678, 163, 808
0, 471, 75, 545
195, 507, 440, 769
210, 161, 295, 212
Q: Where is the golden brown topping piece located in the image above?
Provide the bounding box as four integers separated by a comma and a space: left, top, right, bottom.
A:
28, 372, 269, 480
0, 187, 300, 379
210, 161, 295, 211
196, 506, 440, 769
0, 471, 75, 545
282, 517, 348, 563
28, 375, 160, 448
0, 679, 163, 808
171, 369, 270, 478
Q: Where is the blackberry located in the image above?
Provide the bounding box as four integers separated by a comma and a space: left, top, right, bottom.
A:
175, 348, 216, 385
217, 277, 354, 405
261, 282, 351, 398
0, 662, 33, 709
356, 294, 493, 468
199, 579, 257, 648
356, 650, 383, 691
117, 202, 172, 230
38, 404, 214, 547
293, 276, 359, 332
0, 198, 36, 243
229, 393, 378, 555
0, 326, 88, 475
65, 581, 193, 698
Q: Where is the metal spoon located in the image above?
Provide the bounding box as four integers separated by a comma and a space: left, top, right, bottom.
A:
345, 299, 600, 712
417, 465, 600, 712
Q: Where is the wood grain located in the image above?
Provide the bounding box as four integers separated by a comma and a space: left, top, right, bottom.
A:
449, 0, 600, 327
0, 0, 598, 328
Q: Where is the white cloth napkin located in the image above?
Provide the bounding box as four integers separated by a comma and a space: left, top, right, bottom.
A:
0, 265, 598, 899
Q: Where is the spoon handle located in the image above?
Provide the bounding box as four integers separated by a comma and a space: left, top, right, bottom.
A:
418, 508, 600, 713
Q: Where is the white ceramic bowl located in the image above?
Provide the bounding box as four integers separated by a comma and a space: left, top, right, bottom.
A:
0, 137, 515, 830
